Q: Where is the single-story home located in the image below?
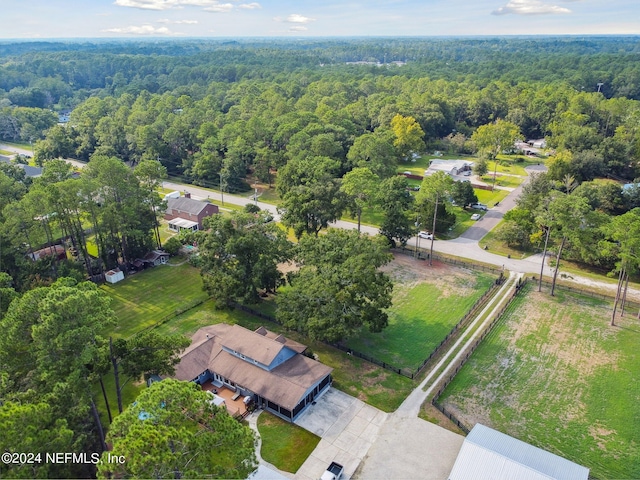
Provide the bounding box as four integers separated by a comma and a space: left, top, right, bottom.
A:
171, 323, 333, 422
141, 250, 170, 266
448, 424, 589, 480
0, 157, 42, 178
164, 193, 219, 232
425, 159, 474, 177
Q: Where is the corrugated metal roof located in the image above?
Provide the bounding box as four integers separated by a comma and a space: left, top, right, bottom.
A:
449, 424, 589, 480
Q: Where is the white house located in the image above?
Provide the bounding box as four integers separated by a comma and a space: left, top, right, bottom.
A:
425, 159, 474, 177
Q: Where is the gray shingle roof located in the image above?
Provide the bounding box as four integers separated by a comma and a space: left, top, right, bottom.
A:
166, 197, 209, 215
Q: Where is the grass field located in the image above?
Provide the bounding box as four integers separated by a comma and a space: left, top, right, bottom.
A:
257, 412, 320, 473
345, 255, 495, 370
153, 297, 415, 412
100, 263, 208, 338
438, 283, 640, 480
479, 221, 536, 258
479, 173, 524, 189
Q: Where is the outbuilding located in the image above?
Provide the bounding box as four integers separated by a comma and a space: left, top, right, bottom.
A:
448, 424, 589, 480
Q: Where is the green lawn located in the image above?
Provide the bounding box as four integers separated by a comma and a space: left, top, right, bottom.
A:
479, 221, 536, 258
100, 263, 208, 338
479, 173, 524, 189
438, 283, 640, 480
488, 155, 544, 176
257, 412, 321, 473
474, 188, 510, 206
345, 271, 495, 370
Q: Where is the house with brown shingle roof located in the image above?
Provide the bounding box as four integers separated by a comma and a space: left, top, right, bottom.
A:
171, 323, 333, 422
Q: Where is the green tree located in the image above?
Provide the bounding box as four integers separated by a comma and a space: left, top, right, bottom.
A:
377, 176, 416, 247
545, 193, 592, 296
277, 229, 392, 342
0, 278, 117, 476
391, 114, 425, 161
416, 171, 455, 264
98, 379, 257, 479
473, 157, 489, 177
279, 180, 347, 239
163, 236, 183, 256
134, 159, 168, 249
0, 272, 17, 318
0, 402, 75, 479
340, 167, 379, 232
471, 120, 520, 190
108, 331, 190, 414
346, 132, 397, 178
199, 212, 290, 306
450, 180, 478, 207
601, 208, 640, 325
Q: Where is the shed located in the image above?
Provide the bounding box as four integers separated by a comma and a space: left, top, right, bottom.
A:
105, 268, 125, 284
448, 424, 589, 480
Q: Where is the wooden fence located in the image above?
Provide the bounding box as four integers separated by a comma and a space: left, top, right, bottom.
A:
237, 275, 503, 381
430, 278, 528, 432
394, 247, 504, 276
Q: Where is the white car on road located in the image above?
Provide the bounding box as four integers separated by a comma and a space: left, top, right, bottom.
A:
417, 231, 434, 239
470, 213, 481, 221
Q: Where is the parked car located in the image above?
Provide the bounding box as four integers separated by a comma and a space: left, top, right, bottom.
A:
463, 170, 472, 176
417, 231, 433, 239
403, 171, 412, 176
321, 462, 344, 480
471, 213, 481, 220
470, 203, 488, 211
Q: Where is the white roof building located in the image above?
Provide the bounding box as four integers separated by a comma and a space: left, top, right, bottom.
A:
448, 424, 589, 480
425, 159, 474, 177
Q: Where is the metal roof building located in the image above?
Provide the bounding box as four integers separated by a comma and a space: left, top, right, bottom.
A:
448, 424, 589, 480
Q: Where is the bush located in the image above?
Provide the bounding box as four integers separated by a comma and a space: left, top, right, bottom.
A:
163, 236, 182, 256
244, 203, 261, 214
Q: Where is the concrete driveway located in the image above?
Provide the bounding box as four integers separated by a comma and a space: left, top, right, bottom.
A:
293, 388, 387, 480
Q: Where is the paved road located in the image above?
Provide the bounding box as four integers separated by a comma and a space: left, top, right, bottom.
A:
60, 158, 637, 299
0, 143, 33, 157
460, 164, 546, 241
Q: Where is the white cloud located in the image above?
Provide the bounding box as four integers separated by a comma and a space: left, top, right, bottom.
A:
157, 18, 198, 23
114, 0, 230, 10
102, 24, 177, 34
286, 14, 314, 24
204, 2, 234, 12
492, 0, 572, 15
238, 2, 261, 9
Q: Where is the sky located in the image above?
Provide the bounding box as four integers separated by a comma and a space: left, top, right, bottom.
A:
2, 0, 639, 39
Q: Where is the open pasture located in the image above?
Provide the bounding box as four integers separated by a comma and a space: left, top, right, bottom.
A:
439, 284, 640, 480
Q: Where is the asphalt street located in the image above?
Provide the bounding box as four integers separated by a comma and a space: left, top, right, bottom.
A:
7, 149, 631, 299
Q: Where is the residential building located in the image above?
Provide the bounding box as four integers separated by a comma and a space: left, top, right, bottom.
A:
164, 193, 219, 232
171, 323, 333, 422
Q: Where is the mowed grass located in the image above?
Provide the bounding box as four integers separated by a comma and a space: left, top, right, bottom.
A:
154, 298, 415, 412
438, 283, 640, 480
345, 266, 495, 371
257, 412, 320, 473
100, 263, 208, 338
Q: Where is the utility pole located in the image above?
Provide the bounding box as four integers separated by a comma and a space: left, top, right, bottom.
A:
219, 171, 225, 206
429, 194, 438, 266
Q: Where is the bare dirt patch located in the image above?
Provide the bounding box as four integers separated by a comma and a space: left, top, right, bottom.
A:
381, 253, 483, 298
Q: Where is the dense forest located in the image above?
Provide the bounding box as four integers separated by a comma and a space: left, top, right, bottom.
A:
2, 37, 640, 478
